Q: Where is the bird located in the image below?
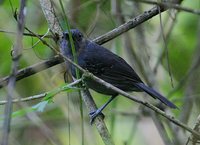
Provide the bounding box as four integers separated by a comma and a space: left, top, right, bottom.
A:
60, 29, 177, 123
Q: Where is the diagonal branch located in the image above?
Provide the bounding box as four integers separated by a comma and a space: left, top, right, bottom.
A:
0, 56, 62, 88
132, 0, 200, 15
82, 72, 200, 140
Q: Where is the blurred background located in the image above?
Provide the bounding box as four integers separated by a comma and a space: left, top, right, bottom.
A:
0, 0, 200, 145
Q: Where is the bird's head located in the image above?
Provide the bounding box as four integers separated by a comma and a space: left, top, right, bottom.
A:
61, 29, 86, 58
63, 29, 85, 46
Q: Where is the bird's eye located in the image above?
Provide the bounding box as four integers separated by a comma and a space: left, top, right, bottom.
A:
78, 33, 82, 38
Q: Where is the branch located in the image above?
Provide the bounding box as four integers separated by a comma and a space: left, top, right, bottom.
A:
93, 5, 166, 45
132, 0, 200, 15
39, 0, 62, 36
0, 56, 62, 88
1, 1, 26, 145
0, 93, 46, 105
81, 90, 114, 145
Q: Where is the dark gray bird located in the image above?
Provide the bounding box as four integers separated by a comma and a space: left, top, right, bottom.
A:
60, 29, 177, 123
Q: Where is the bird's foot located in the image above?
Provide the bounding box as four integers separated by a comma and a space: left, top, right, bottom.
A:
89, 110, 105, 124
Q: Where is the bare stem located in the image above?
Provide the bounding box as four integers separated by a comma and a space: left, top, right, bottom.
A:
1, 1, 26, 145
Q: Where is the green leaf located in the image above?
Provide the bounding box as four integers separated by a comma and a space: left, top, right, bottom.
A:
12, 107, 36, 118
5, 100, 50, 119
0, 107, 37, 120
32, 100, 49, 112
42, 83, 80, 101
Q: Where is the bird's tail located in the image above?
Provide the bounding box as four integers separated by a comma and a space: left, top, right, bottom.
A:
135, 83, 177, 109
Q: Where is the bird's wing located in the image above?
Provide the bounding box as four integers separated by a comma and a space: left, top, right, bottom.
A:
80, 42, 143, 91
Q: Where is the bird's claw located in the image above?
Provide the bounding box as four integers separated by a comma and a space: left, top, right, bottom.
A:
89, 110, 105, 124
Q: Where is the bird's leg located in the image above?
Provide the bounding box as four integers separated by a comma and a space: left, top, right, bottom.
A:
89, 95, 116, 124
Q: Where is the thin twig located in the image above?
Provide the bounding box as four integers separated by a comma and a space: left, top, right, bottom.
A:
0, 29, 53, 38
131, 0, 200, 15
0, 79, 81, 105
86, 2, 101, 36
0, 93, 47, 105
158, 6, 174, 88
154, 11, 178, 74
1, 1, 26, 145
